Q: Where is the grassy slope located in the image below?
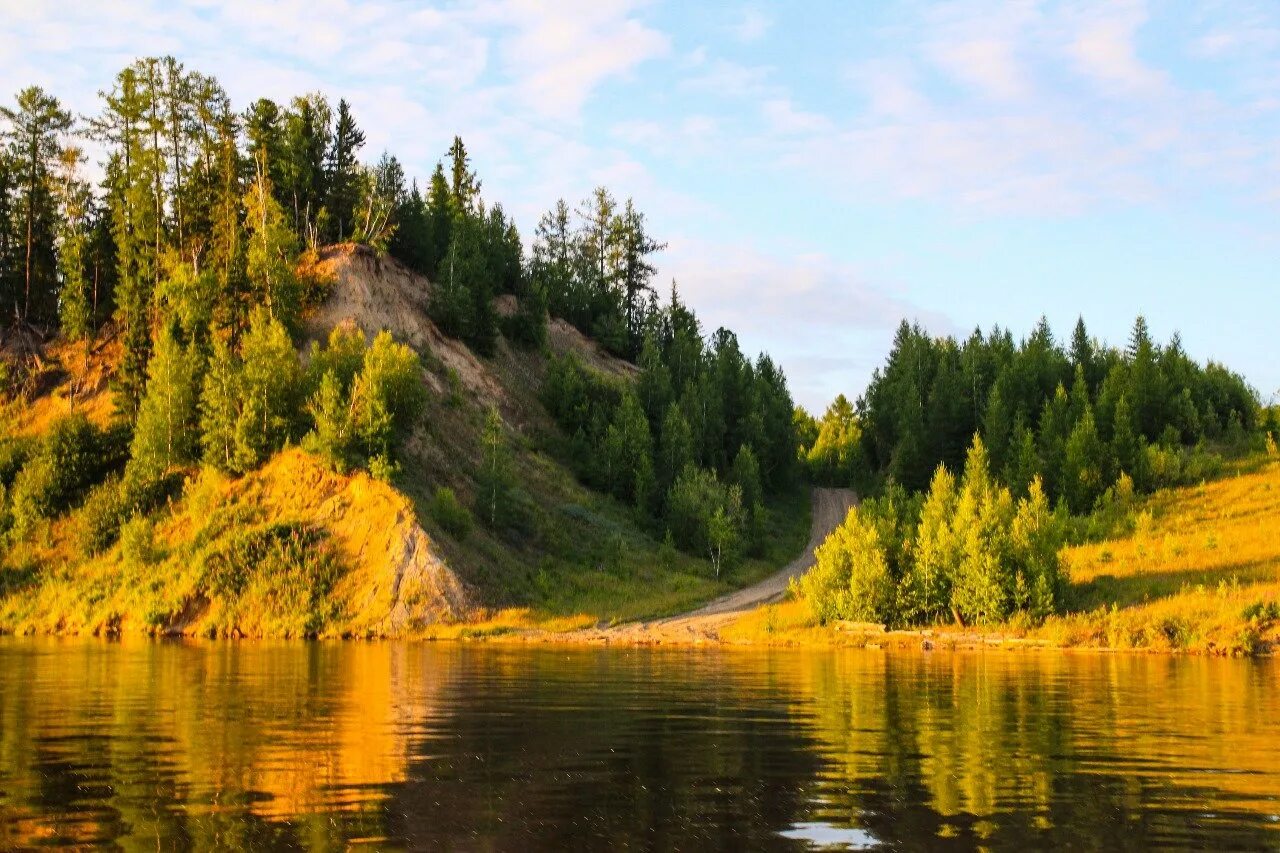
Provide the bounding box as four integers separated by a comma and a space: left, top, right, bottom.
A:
397, 331, 811, 629
0, 251, 811, 636
722, 455, 1280, 654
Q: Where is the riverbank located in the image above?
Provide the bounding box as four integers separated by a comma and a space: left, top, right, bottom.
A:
436, 460, 1280, 657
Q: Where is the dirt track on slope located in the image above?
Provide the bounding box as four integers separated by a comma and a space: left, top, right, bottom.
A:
561, 487, 857, 645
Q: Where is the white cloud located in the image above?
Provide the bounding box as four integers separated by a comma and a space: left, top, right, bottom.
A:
489, 0, 670, 121
732, 7, 772, 44
664, 238, 954, 408
1064, 1, 1165, 95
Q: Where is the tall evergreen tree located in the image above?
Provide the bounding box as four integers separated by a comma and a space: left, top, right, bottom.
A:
446, 135, 479, 215
1, 86, 73, 322
324, 98, 364, 241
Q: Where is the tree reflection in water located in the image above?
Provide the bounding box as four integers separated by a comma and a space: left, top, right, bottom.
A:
0, 640, 1277, 850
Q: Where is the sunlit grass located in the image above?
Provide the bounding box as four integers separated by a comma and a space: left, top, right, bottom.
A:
720, 457, 1280, 655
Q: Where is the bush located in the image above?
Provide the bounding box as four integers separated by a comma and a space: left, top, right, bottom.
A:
9, 414, 116, 533
792, 437, 1064, 627
0, 435, 35, 487
76, 471, 182, 554
198, 523, 342, 636
429, 486, 473, 538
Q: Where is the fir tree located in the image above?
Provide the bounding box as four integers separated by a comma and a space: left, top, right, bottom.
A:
324, 98, 364, 241
1, 86, 73, 322
129, 324, 200, 480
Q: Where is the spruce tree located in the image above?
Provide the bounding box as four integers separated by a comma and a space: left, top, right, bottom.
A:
129, 324, 200, 480
1, 86, 73, 323
53, 146, 93, 342
324, 98, 364, 241
446, 136, 479, 215
1063, 407, 1109, 513
199, 336, 242, 471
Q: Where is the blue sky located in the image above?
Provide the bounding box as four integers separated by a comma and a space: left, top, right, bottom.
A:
2, 0, 1278, 410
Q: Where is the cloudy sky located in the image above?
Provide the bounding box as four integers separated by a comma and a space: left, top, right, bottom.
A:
3, 0, 1278, 409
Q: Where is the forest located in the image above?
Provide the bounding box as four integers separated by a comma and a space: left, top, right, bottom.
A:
0, 56, 799, 593
794, 315, 1274, 628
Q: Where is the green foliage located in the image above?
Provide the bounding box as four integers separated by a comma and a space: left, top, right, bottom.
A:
9, 414, 123, 533
197, 522, 342, 636
540, 287, 798, 567
796, 497, 894, 624
805, 394, 863, 486
854, 316, 1259, 503
129, 324, 201, 481
795, 435, 1065, 627
477, 406, 514, 528
304, 369, 353, 470
665, 465, 744, 578
429, 486, 472, 539
244, 158, 301, 328
234, 307, 303, 469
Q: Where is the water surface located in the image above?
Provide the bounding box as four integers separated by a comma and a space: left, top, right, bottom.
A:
1, 639, 1277, 850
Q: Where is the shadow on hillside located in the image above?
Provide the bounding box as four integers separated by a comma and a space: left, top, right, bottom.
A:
1065, 559, 1275, 611
0, 562, 42, 600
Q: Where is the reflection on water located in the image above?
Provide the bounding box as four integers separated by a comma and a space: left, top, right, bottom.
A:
0, 640, 1277, 850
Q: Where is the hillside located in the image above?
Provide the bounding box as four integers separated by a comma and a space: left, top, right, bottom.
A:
303, 245, 809, 626
0, 247, 810, 637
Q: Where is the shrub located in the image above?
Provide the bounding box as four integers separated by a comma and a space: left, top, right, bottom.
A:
429, 486, 472, 538
792, 436, 1064, 628
9, 414, 114, 533
199, 523, 343, 636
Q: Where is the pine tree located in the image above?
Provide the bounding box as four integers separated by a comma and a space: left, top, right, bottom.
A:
902, 464, 959, 623
446, 135, 479, 215
1, 86, 74, 323
1003, 422, 1040, 499
324, 98, 364, 241
613, 198, 664, 348
731, 444, 765, 555
282, 93, 331, 242
602, 391, 654, 510
1062, 408, 1107, 513
199, 336, 242, 471
53, 146, 93, 341
1069, 316, 1097, 391
1111, 394, 1145, 489
234, 307, 301, 468
531, 199, 576, 322
1037, 384, 1071, 500
129, 324, 200, 480
423, 162, 452, 278
93, 64, 165, 416
658, 404, 694, 496
305, 369, 352, 469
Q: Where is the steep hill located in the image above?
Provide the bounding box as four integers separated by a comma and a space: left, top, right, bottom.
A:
0, 247, 810, 637
302, 245, 809, 626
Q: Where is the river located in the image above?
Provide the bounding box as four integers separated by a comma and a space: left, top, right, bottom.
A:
0, 639, 1277, 850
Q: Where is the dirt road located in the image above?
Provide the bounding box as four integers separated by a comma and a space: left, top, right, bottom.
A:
561, 487, 857, 645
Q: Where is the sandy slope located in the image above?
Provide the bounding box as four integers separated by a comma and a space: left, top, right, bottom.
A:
561, 487, 857, 644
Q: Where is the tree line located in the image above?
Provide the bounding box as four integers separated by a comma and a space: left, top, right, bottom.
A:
801, 316, 1261, 511
794, 314, 1268, 627
542, 286, 797, 576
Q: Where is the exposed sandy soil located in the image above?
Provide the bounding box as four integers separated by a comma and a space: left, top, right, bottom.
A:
303, 243, 508, 403
527, 487, 857, 645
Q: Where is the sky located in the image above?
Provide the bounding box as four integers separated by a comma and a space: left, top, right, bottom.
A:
2, 0, 1278, 410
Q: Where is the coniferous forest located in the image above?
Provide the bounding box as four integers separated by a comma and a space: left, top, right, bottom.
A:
0, 54, 1274, 639
0, 56, 798, 584
794, 316, 1271, 628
